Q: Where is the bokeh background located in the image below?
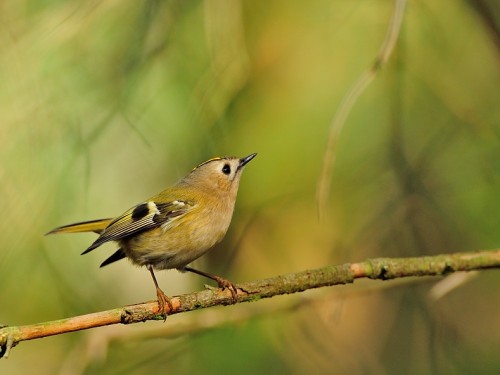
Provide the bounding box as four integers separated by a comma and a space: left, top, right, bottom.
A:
1, 1, 499, 374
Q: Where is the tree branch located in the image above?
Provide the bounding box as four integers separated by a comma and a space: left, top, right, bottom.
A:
1, 249, 499, 358
317, 0, 407, 218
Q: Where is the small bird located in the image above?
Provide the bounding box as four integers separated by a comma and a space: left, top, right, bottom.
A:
47, 153, 257, 316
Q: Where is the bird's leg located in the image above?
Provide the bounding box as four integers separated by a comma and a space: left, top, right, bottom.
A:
183, 266, 238, 303
147, 265, 173, 318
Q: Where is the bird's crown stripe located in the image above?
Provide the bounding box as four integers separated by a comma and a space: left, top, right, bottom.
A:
192, 157, 224, 171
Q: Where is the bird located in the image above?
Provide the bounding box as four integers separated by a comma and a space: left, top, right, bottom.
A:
47, 153, 257, 317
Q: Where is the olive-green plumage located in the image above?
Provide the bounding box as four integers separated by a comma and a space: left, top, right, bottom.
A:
47, 153, 257, 316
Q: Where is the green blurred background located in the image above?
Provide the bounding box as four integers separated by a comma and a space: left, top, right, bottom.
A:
1, 1, 499, 374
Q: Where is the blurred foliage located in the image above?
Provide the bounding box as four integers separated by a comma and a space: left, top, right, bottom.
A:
0, 0, 499, 374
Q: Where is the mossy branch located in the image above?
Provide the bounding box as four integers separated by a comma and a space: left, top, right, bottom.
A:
1, 249, 499, 358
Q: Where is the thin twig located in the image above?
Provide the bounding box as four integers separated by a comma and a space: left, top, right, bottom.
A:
317, 0, 407, 218
1, 248, 499, 359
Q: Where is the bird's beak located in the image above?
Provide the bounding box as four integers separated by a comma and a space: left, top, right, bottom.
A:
239, 153, 257, 169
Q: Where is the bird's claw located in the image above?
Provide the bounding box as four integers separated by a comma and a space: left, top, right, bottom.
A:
156, 288, 173, 321
213, 276, 238, 303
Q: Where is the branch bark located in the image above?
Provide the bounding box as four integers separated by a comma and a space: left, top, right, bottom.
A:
1, 249, 499, 358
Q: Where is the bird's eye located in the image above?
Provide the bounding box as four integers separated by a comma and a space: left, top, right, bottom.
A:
222, 164, 231, 175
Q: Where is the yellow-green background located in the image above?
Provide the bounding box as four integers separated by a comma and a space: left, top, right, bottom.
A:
1, 1, 499, 374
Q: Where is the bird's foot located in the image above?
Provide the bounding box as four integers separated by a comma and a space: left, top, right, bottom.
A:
212, 276, 238, 304
156, 287, 173, 321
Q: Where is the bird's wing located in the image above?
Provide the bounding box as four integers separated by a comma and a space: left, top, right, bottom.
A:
82, 200, 193, 254
99, 248, 126, 267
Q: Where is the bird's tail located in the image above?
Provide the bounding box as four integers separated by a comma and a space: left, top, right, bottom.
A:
46, 218, 113, 235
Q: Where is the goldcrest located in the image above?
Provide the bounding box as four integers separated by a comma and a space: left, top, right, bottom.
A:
47, 153, 257, 316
